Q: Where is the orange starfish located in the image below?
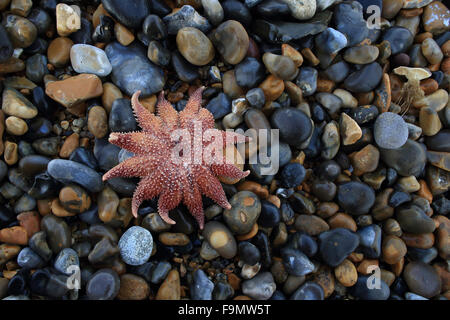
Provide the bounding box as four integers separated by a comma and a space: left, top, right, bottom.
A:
102, 87, 250, 229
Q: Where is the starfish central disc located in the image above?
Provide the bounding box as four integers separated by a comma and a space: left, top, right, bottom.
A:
102, 87, 250, 229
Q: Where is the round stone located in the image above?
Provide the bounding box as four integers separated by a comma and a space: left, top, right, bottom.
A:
210, 20, 249, 65
223, 191, 261, 235
86, 269, 120, 300
70, 44, 112, 77
337, 181, 375, 216
403, 261, 441, 298
118, 226, 153, 266
176, 27, 215, 66
374, 112, 409, 149
271, 107, 312, 147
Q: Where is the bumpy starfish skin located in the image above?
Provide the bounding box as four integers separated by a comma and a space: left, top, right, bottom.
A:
102, 87, 250, 229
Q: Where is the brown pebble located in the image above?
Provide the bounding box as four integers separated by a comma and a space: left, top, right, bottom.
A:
382, 235, 407, 265
159, 232, 190, 246
87, 106, 108, 138
281, 44, 303, 67
59, 133, 79, 158
328, 213, 357, 232
259, 75, 284, 101
357, 259, 379, 275
402, 233, 435, 249
156, 269, 181, 300
17, 211, 40, 238
47, 37, 73, 67
0, 226, 28, 245
114, 22, 135, 46
334, 259, 357, 287
294, 214, 329, 236
117, 274, 150, 300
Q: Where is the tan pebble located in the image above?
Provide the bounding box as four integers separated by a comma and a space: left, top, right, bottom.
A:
156, 269, 181, 300
259, 75, 284, 101
281, 43, 303, 67
114, 22, 135, 46
56, 3, 81, 36
4, 141, 18, 165
339, 113, 362, 145
334, 259, 357, 287
350, 144, 380, 175
98, 186, 119, 222
0, 244, 21, 265
159, 232, 190, 246
0, 226, 28, 245
5, 116, 28, 135
382, 235, 407, 264
59, 133, 79, 158
87, 106, 108, 138
357, 259, 379, 275
328, 213, 357, 232
117, 274, 150, 300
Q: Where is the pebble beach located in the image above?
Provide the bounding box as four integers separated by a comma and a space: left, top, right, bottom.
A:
0, 0, 449, 301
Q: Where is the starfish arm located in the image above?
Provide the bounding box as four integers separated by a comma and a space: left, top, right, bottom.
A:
131, 90, 163, 134
181, 86, 204, 114
157, 188, 182, 225
102, 156, 159, 181
131, 173, 163, 218
195, 166, 231, 210
108, 131, 167, 155
181, 171, 205, 229
156, 91, 178, 129
211, 163, 250, 179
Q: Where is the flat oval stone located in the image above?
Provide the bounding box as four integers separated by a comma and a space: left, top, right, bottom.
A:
380, 139, 427, 176
70, 44, 112, 77
242, 272, 276, 300
223, 191, 261, 235
290, 281, 324, 300
47, 159, 103, 193
86, 268, 120, 300
202, 221, 237, 259
271, 107, 312, 147
176, 27, 214, 66
344, 62, 383, 93
337, 181, 375, 215
403, 261, 441, 298
40, 214, 71, 254
382, 26, 414, 55
343, 45, 379, 64
210, 20, 249, 65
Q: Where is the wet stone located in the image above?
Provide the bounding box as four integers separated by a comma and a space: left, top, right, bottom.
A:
40, 215, 71, 254
290, 281, 324, 300
334, 2, 369, 46
271, 108, 312, 147
86, 269, 120, 300
318, 228, 360, 267
242, 272, 276, 300
163, 5, 211, 35
109, 99, 137, 132
296, 67, 318, 96
223, 191, 261, 235
382, 26, 414, 55
235, 57, 266, 88
344, 62, 383, 93
210, 20, 249, 65
380, 139, 427, 177
190, 269, 214, 300
105, 42, 165, 97
47, 159, 103, 193
403, 261, 441, 298
102, 0, 150, 29
70, 44, 112, 77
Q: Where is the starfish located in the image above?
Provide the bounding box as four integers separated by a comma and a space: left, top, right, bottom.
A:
102, 87, 250, 229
